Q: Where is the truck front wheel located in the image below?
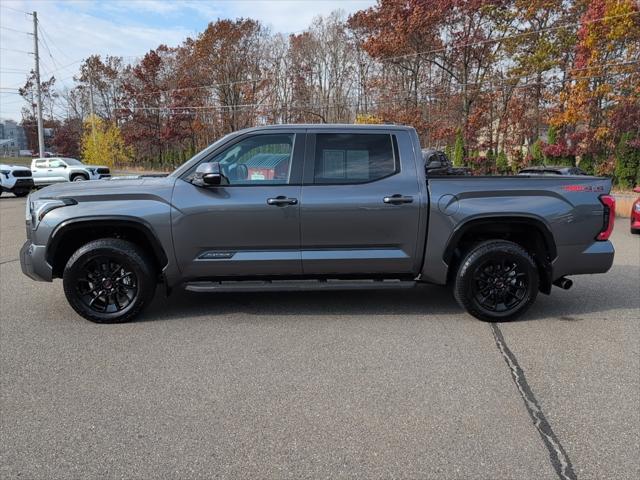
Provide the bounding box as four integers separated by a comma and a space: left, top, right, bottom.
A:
453, 240, 538, 322
63, 238, 156, 323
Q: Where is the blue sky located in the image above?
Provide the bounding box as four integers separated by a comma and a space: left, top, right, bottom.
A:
1, 0, 375, 121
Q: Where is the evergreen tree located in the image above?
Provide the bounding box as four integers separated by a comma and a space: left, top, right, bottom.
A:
453, 129, 465, 167
614, 133, 640, 188
496, 150, 510, 175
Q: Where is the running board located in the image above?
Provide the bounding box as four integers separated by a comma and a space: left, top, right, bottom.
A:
184, 279, 417, 293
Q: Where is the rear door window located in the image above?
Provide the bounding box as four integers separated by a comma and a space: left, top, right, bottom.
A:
313, 133, 397, 184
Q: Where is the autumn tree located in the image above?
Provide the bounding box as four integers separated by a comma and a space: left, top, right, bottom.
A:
190, 19, 269, 133
52, 118, 82, 157
551, 0, 640, 174
81, 114, 131, 167
18, 71, 58, 150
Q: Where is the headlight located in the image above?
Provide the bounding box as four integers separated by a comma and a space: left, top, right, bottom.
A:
1, 169, 10, 179
87, 168, 96, 175
635, 202, 640, 213
29, 198, 77, 229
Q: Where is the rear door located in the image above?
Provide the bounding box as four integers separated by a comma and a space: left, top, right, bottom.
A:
171, 130, 305, 280
300, 129, 423, 275
31, 159, 49, 185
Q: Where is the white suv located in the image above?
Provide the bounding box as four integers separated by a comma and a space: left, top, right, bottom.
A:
0, 163, 34, 197
31, 157, 111, 185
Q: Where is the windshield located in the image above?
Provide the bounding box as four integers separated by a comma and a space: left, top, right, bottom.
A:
63, 158, 84, 165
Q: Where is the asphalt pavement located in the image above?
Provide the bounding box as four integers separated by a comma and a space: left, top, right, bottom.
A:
1, 194, 638, 479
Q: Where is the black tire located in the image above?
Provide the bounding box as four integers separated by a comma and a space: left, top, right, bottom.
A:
13, 190, 30, 197
63, 238, 156, 323
71, 173, 88, 182
453, 240, 539, 322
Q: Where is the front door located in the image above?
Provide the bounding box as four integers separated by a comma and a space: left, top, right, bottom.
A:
171, 131, 305, 280
46, 158, 69, 183
300, 130, 423, 275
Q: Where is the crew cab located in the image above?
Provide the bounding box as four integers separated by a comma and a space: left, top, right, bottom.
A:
20, 124, 615, 323
0, 163, 34, 197
31, 157, 111, 185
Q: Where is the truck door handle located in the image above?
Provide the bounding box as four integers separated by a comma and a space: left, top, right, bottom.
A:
267, 196, 298, 206
383, 194, 413, 204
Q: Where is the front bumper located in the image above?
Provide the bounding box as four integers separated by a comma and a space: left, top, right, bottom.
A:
20, 241, 52, 282
2, 178, 34, 192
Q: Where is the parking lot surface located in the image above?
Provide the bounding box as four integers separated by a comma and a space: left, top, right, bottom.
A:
1, 194, 638, 479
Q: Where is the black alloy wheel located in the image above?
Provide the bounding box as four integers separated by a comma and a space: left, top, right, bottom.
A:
75, 256, 138, 314
63, 238, 156, 323
454, 240, 539, 322
471, 258, 528, 313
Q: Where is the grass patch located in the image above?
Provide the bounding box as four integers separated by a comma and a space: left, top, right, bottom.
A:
0, 156, 32, 167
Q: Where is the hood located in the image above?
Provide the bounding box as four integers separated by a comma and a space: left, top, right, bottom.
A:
78, 164, 109, 170
30, 176, 176, 201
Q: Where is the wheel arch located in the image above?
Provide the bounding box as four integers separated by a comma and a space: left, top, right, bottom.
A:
70, 171, 89, 181
444, 215, 557, 294
48, 216, 168, 278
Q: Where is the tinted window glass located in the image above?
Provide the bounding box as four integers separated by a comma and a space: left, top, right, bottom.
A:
314, 134, 396, 184
207, 134, 294, 185
63, 158, 84, 165
49, 159, 65, 168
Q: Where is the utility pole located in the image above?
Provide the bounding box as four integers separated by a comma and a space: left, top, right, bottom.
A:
89, 78, 96, 144
32, 11, 45, 158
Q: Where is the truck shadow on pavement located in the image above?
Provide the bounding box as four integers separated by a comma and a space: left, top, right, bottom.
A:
138, 265, 639, 324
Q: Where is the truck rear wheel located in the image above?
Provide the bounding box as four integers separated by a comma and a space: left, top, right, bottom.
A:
453, 240, 538, 322
63, 238, 156, 323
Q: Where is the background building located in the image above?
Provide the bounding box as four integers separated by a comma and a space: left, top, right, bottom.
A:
0, 120, 28, 156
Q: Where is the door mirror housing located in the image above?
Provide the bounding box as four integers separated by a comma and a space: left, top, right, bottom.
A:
193, 162, 229, 187
426, 158, 443, 170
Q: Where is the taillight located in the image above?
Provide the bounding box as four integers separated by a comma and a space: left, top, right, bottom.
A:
596, 194, 615, 240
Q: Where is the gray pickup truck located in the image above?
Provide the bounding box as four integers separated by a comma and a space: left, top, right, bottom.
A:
20, 124, 616, 323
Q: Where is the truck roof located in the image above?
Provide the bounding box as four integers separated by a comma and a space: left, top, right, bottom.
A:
236, 124, 415, 134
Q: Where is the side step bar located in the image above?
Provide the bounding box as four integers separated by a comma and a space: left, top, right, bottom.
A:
184, 279, 417, 293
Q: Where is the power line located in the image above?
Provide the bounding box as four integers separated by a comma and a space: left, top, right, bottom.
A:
37, 22, 73, 61
0, 25, 32, 35
113, 69, 636, 114
374, 10, 640, 64
0, 5, 33, 15
0, 68, 31, 73
109, 10, 640, 101
0, 47, 32, 55
115, 58, 639, 102
38, 25, 63, 73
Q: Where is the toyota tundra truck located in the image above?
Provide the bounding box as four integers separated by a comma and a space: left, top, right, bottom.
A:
20, 124, 615, 323
31, 157, 111, 185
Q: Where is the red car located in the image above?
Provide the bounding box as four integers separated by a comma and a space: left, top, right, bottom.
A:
632, 186, 640, 234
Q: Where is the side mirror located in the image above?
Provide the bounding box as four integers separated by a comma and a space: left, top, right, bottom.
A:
62, 164, 67, 169
193, 162, 228, 187
426, 160, 442, 170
